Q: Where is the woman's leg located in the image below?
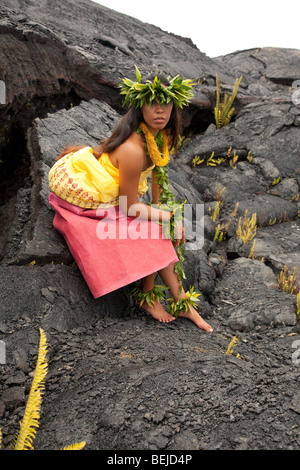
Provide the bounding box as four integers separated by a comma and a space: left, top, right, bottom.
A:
142, 272, 155, 292
139, 272, 175, 323
158, 262, 213, 332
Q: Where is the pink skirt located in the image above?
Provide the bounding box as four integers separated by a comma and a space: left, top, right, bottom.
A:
49, 193, 178, 298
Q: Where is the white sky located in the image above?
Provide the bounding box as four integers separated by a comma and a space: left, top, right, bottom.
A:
92, 0, 299, 58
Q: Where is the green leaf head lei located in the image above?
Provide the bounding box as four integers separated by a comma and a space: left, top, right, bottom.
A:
119, 65, 195, 109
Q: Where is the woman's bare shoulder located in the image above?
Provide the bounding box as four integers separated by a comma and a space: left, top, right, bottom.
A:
112, 132, 145, 170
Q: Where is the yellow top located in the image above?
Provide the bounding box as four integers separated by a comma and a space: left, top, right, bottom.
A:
49, 146, 154, 209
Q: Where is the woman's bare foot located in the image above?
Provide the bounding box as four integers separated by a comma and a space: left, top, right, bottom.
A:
178, 306, 213, 332
139, 300, 176, 323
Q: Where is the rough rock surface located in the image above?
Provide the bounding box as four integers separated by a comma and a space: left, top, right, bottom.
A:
0, 0, 300, 452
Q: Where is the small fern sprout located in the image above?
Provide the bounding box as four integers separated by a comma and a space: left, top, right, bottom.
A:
214, 75, 242, 128
236, 210, 257, 244
225, 336, 239, 356
277, 265, 298, 295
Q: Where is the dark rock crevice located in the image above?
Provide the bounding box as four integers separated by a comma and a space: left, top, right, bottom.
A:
0, 90, 84, 264
0, 120, 31, 206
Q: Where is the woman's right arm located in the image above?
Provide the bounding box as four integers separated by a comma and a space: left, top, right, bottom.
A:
117, 142, 171, 222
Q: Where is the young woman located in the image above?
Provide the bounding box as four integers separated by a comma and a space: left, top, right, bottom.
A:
48, 69, 213, 332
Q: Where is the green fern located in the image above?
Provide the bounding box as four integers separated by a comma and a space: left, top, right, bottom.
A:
214, 75, 242, 128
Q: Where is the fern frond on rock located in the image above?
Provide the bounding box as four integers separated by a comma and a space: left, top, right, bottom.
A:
13, 328, 48, 450
10, 328, 86, 451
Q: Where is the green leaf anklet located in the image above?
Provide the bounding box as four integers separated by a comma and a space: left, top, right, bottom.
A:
167, 286, 201, 318
130, 283, 168, 308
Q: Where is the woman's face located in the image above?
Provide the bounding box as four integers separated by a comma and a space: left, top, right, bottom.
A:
141, 100, 173, 135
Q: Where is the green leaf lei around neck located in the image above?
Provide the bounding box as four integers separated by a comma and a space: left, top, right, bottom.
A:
131, 128, 201, 318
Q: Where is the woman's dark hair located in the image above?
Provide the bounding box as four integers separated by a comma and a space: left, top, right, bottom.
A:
56, 73, 182, 160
